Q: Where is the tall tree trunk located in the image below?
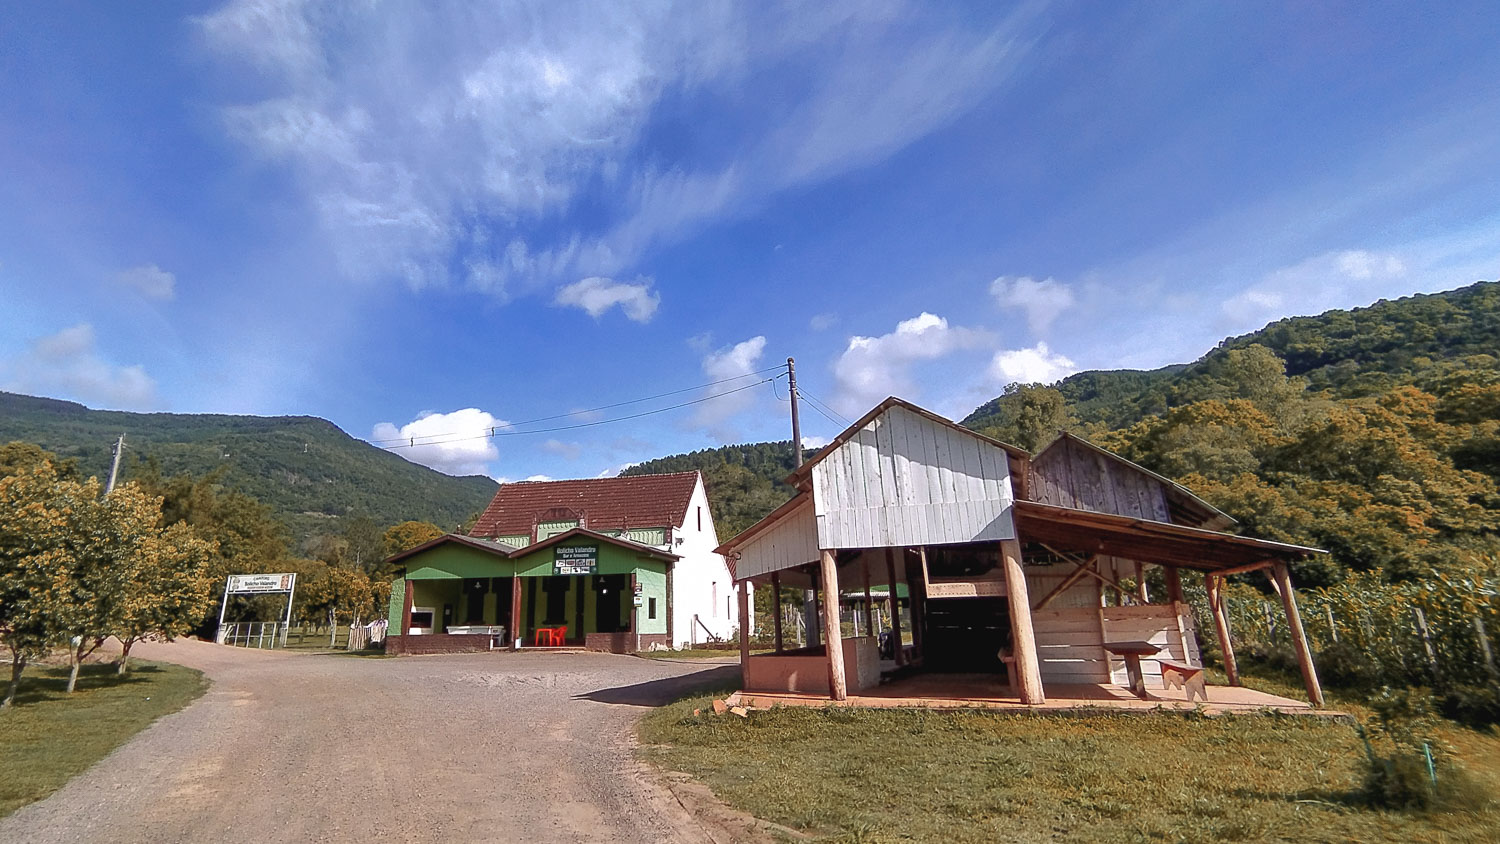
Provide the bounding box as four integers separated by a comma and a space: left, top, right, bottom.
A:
65, 638, 82, 693
329, 608, 337, 648
3, 651, 25, 709
117, 639, 134, 675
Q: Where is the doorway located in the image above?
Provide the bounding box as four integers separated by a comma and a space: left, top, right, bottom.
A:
921, 597, 1011, 672
594, 574, 628, 633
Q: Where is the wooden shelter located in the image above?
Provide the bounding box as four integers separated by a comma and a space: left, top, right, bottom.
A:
719, 398, 1327, 707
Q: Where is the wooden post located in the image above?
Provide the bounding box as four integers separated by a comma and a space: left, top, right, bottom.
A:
510, 575, 522, 649
884, 547, 905, 666
1271, 561, 1323, 707
1164, 566, 1183, 605
862, 558, 875, 639
819, 549, 847, 701
1000, 539, 1044, 705
1475, 616, 1499, 686
1205, 574, 1239, 686
1413, 608, 1440, 682
910, 549, 928, 663
1325, 605, 1339, 643
738, 581, 751, 689
402, 577, 414, 637
1133, 561, 1149, 604
771, 572, 785, 653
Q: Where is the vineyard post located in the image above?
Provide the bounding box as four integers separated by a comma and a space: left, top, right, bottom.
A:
1474, 616, 1499, 686
1325, 604, 1338, 644
1413, 608, 1440, 684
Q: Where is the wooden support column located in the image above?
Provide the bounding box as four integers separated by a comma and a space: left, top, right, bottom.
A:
1271, 561, 1323, 707
402, 577, 414, 636
910, 549, 928, 663
861, 558, 875, 639
738, 581, 751, 690
1001, 539, 1044, 705
884, 547, 905, 666
819, 549, 847, 701
1205, 574, 1239, 686
771, 573, 784, 653
1133, 562, 1149, 604
509, 575, 522, 649
1164, 566, 1184, 604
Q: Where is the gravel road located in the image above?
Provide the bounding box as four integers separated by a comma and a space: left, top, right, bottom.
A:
0, 640, 742, 844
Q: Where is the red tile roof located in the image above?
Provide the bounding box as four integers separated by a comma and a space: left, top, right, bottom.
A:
469, 472, 701, 539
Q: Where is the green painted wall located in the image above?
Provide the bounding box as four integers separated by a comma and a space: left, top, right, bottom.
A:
404, 542, 514, 580
495, 534, 531, 548
409, 579, 463, 632
387, 578, 405, 628
536, 519, 579, 540
636, 566, 667, 634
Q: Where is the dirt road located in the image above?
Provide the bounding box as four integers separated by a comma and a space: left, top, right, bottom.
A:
0, 640, 741, 844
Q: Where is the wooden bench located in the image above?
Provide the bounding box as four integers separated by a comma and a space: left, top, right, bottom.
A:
1160, 659, 1208, 702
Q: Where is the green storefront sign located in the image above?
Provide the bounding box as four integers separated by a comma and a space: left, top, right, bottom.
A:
553, 545, 598, 575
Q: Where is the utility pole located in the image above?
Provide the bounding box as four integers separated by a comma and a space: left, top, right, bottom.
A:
105, 434, 125, 495
787, 357, 803, 466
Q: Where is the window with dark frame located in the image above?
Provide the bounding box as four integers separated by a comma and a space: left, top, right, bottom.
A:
648, 597, 657, 619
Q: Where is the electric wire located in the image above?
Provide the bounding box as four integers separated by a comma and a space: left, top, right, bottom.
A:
796, 386, 852, 426
379, 375, 783, 450
369, 365, 786, 446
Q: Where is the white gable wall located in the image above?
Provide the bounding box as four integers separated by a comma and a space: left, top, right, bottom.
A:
811, 405, 1016, 549
670, 475, 748, 647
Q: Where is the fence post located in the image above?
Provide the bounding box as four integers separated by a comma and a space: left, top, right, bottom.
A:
1413, 607, 1440, 684
1475, 616, 1500, 686
1325, 605, 1338, 644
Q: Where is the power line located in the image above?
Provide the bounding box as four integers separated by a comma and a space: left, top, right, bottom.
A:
796, 386, 852, 426
370, 365, 786, 446
380, 376, 782, 451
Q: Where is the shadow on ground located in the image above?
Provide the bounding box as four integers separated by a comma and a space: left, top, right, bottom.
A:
578, 665, 739, 706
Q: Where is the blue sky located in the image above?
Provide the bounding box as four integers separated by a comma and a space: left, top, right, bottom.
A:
2, 2, 1498, 482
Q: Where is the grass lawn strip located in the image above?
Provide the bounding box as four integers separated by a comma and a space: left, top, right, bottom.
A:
0, 660, 208, 818
641, 696, 1500, 843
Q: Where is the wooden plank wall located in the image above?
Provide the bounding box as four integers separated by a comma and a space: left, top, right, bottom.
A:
1027, 564, 1109, 683
734, 499, 820, 580
1029, 437, 1172, 522
811, 405, 1016, 549
1101, 604, 1202, 685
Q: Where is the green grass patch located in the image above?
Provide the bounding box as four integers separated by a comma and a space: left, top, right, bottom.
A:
0, 660, 208, 818
641, 695, 1500, 843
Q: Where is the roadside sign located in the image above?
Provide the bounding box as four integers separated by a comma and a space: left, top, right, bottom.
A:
226, 573, 295, 594
553, 545, 598, 576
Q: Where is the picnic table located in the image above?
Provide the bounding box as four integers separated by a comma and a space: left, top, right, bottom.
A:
1103, 640, 1161, 698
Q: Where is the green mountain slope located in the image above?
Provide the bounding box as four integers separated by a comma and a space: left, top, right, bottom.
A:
622, 442, 807, 538
965, 280, 1500, 432
0, 392, 497, 543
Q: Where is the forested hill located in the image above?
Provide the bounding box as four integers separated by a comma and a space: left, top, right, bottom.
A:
966, 280, 1500, 433
0, 392, 498, 543
621, 442, 808, 537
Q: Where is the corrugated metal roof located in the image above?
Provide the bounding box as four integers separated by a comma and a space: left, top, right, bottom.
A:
469, 472, 700, 538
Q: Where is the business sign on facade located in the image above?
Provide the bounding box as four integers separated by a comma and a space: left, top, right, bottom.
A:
226, 573, 296, 594
553, 545, 598, 576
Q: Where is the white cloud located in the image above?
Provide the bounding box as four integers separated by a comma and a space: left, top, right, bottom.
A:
692, 335, 768, 441
540, 439, 582, 460
495, 474, 555, 484
0, 324, 159, 410
554, 276, 660, 322
1221, 248, 1410, 328
198, 3, 1043, 294
371, 408, 506, 476
987, 342, 1078, 386
809, 313, 838, 331
831, 313, 989, 415
116, 264, 176, 300
989, 275, 1074, 334
595, 462, 639, 479
801, 434, 830, 450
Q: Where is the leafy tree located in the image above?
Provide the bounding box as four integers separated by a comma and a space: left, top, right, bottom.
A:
298, 567, 377, 646
973, 383, 1075, 452
0, 463, 72, 708
113, 521, 217, 674
383, 520, 444, 558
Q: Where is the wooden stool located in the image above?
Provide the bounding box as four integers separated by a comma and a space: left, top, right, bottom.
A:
1160, 659, 1208, 702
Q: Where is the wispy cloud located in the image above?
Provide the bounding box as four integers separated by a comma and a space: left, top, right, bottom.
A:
990, 275, 1074, 335
0, 324, 159, 410
988, 341, 1077, 386
692, 335, 768, 442
198, 1, 1043, 299
116, 264, 176, 300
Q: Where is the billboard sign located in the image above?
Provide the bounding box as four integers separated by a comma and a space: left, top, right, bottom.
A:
553, 545, 598, 576
226, 573, 296, 594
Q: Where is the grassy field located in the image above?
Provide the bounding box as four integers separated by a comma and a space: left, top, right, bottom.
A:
0, 660, 208, 818
640, 687, 1500, 843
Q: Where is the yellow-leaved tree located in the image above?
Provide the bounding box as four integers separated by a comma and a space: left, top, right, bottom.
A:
113, 521, 217, 674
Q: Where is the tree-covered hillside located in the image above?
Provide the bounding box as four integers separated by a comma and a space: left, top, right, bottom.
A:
622, 442, 808, 538
965, 281, 1500, 432
0, 392, 497, 544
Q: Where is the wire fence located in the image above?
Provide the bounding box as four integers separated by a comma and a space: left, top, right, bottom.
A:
217, 621, 290, 649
